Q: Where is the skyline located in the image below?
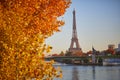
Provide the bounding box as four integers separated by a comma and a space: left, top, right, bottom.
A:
46, 0, 120, 54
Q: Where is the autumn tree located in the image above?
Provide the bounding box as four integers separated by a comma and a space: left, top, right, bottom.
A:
65, 51, 72, 56
0, 0, 71, 80
105, 49, 115, 55
73, 51, 83, 57
59, 51, 64, 56
86, 50, 92, 56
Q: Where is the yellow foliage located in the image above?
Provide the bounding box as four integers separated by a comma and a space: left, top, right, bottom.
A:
0, 0, 71, 80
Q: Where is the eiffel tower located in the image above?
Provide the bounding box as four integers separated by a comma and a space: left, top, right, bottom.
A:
69, 10, 82, 53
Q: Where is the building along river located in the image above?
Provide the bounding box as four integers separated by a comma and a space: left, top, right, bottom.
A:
54, 63, 120, 80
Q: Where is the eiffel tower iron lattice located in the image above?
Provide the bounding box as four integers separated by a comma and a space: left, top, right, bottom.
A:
69, 10, 82, 53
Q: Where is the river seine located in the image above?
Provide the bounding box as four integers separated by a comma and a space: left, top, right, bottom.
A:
54, 64, 120, 80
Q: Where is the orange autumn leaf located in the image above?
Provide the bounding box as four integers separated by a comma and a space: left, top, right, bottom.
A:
0, 0, 71, 80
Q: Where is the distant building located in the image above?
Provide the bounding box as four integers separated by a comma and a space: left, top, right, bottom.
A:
108, 44, 115, 50
104, 44, 116, 55
117, 43, 120, 52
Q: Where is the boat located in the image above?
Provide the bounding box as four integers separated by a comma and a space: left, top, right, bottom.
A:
53, 62, 67, 66
103, 58, 120, 66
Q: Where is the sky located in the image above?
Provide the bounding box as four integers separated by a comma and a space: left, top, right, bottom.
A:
46, 0, 120, 54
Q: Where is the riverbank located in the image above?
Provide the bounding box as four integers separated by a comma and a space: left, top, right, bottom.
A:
46, 55, 120, 66
56, 59, 120, 66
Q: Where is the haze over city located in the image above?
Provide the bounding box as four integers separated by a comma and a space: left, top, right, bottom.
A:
46, 0, 120, 54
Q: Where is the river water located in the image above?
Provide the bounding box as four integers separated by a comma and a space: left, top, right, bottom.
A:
54, 64, 120, 80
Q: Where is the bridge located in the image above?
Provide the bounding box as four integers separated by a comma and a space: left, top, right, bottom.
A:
45, 56, 91, 61
45, 55, 120, 65
45, 56, 96, 65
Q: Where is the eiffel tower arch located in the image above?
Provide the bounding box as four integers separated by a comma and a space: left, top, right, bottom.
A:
69, 10, 82, 53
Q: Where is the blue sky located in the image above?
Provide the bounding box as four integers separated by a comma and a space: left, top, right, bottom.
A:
46, 0, 120, 54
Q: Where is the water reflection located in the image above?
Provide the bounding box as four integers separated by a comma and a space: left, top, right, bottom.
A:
71, 66, 96, 80
92, 66, 95, 80
54, 64, 120, 80
72, 66, 79, 80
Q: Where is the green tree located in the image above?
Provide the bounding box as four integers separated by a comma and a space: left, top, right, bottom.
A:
65, 51, 72, 56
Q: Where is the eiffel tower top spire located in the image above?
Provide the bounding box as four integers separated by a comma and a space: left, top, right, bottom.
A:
72, 9, 77, 39
73, 9, 76, 30
69, 9, 82, 53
